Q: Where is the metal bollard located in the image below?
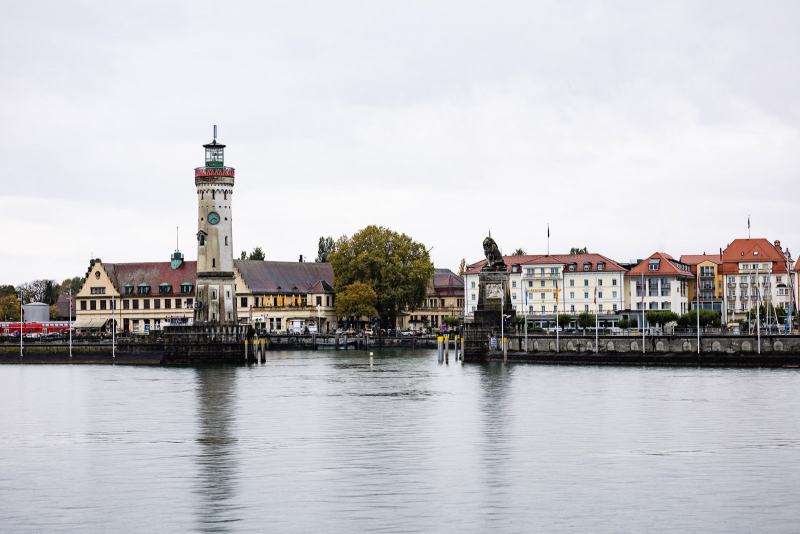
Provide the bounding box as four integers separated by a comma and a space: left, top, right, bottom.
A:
437, 336, 444, 363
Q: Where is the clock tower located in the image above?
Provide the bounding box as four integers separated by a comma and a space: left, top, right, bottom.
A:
194, 126, 237, 324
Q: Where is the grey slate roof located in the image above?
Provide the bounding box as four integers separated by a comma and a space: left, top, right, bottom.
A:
430, 268, 464, 297
235, 260, 334, 294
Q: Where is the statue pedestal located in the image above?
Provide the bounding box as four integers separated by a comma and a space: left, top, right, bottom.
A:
464, 270, 514, 361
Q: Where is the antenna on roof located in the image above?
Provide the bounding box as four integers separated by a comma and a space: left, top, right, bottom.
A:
176, 226, 179, 251
213, 124, 217, 143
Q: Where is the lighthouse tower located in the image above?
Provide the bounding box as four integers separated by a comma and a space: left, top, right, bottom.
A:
194, 126, 237, 324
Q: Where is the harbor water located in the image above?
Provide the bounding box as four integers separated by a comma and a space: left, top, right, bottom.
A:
1, 350, 799, 533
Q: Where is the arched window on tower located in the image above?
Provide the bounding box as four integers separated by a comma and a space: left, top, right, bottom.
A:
223, 191, 228, 200
212, 190, 216, 200
212, 258, 216, 268
225, 236, 228, 246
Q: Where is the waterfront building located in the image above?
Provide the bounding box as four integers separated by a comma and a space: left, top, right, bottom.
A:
401, 268, 464, 331
680, 253, 723, 312
625, 252, 692, 316
74, 254, 197, 333
721, 238, 792, 324
194, 129, 237, 324
234, 260, 336, 333
463, 253, 627, 326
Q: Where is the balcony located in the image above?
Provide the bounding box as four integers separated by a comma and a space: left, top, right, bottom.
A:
739, 282, 748, 288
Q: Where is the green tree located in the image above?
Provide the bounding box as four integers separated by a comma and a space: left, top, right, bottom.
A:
443, 316, 461, 328
248, 247, 266, 261
0, 285, 17, 297
239, 250, 247, 260
557, 313, 573, 327
646, 310, 679, 328
18, 280, 56, 303
331, 225, 434, 328
59, 277, 83, 295
512, 248, 526, 256
335, 282, 378, 320
316, 236, 336, 263
617, 318, 631, 329
0, 294, 21, 321
570, 247, 588, 254
578, 312, 595, 330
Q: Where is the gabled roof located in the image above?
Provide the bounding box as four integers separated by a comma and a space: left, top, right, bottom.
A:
430, 268, 464, 297
626, 252, 693, 278
234, 260, 334, 294
307, 280, 334, 294
465, 253, 625, 275
680, 254, 721, 266
721, 238, 788, 274
104, 261, 198, 295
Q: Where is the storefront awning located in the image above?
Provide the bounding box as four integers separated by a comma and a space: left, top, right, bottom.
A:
73, 317, 110, 329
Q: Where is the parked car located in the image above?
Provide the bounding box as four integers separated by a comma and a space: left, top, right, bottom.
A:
400, 330, 414, 337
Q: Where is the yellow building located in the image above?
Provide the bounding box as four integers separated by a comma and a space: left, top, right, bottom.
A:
400, 268, 464, 331
234, 260, 336, 333
680, 254, 723, 312
74, 252, 196, 333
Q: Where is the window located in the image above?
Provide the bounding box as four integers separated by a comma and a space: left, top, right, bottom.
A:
155, 299, 162, 309
144, 299, 150, 310
612, 278, 617, 286
124, 285, 134, 295
175, 298, 181, 308
540, 280, 545, 287
137, 285, 150, 295
186, 298, 193, 308
212, 258, 216, 268
528, 281, 533, 287
90, 287, 105, 295
123, 299, 130, 310
225, 236, 228, 246
181, 284, 193, 293
649, 302, 658, 310
99, 300, 106, 310
159, 285, 172, 294
597, 262, 605, 271
540, 292, 545, 300
612, 291, 617, 298
598, 292, 603, 299
570, 305, 575, 312
550, 267, 558, 274
471, 294, 476, 301
470, 281, 475, 289
583, 263, 591, 272
570, 291, 575, 299
598, 279, 603, 286
541, 305, 546, 313
648, 259, 660, 271
570, 279, 575, 287
599, 304, 603, 311
525, 268, 533, 275
165, 299, 171, 309
584, 279, 589, 286
133, 300, 139, 310
613, 304, 618, 312
512, 281, 517, 288
661, 302, 670, 310
584, 292, 589, 299
512, 293, 516, 300
584, 305, 589, 312
90, 300, 96, 310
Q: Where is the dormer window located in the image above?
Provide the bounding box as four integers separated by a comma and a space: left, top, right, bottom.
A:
181, 283, 193, 294
648, 259, 661, 271
568, 263, 576, 272
136, 284, 150, 295
597, 262, 605, 271
159, 284, 172, 294
124, 285, 134, 295
583, 262, 591, 272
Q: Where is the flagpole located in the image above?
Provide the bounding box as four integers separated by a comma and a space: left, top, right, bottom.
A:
555, 279, 559, 353
641, 272, 645, 355
594, 284, 598, 354
547, 223, 550, 256
756, 266, 761, 354
696, 269, 700, 355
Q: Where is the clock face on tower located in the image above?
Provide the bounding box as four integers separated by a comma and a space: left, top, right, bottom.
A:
207, 212, 220, 225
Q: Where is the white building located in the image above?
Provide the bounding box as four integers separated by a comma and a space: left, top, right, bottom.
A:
721, 238, 793, 323
464, 253, 627, 325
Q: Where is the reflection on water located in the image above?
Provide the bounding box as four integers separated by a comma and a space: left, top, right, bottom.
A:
1, 353, 800, 533
194, 367, 239, 532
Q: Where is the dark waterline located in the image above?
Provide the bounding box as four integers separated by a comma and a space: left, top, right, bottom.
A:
1, 350, 799, 533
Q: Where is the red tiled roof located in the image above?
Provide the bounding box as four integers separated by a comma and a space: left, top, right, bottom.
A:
680, 254, 721, 266
721, 238, 788, 275
465, 253, 625, 275
626, 252, 693, 278
105, 261, 197, 296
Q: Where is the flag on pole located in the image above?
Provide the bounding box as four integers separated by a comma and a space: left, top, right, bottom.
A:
547, 224, 550, 238
593, 285, 597, 304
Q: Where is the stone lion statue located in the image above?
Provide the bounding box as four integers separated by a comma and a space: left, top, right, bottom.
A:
482, 236, 506, 271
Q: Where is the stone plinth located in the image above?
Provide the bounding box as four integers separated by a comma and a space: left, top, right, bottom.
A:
463, 270, 514, 361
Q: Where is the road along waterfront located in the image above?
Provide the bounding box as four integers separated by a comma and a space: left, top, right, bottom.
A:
1, 349, 799, 533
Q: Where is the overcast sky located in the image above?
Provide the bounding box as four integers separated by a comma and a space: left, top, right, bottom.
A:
2, 1, 799, 284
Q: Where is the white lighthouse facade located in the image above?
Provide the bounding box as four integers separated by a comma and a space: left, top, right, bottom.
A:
195, 128, 237, 324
